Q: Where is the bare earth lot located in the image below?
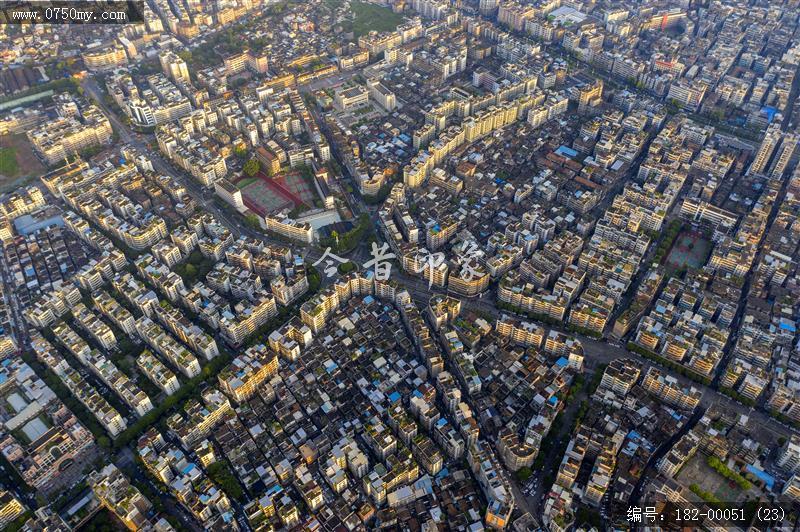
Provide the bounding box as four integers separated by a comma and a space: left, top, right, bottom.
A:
0, 133, 45, 192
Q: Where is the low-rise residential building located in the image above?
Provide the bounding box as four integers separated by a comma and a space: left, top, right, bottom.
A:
218, 344, 279, 403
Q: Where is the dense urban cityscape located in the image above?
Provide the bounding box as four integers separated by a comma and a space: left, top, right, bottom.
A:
1, 0, 800, 529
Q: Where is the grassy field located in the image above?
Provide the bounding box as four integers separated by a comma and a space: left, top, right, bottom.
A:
350, 1, 405, 37
0, 147, 18, 178
0, 134, 46, 193
236, 176, 258, 189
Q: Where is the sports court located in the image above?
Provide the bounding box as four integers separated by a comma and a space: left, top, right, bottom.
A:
240, 178, 294, 215
666, 230, 712, 270
276, 170, 318, 206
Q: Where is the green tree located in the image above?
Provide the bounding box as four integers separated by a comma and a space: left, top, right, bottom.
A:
206, 462, 245, 501
710, 109, 725, 123
244, 214, 262, 230
243, 158, 261, 177
338, 261, 356, 274
576, 508, 603, 529
515, 466, 533, 482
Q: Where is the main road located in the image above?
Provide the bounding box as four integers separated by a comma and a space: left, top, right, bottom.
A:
81, 79, 254, 237
305, 72, 799, 445
75, 58, 800, 530
80, 76, 327, 269
83, 65, 795, 444
393, 270, 794, 441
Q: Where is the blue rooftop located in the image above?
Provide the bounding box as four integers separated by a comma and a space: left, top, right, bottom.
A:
622, 441, 638, 456
746, 465, 775, 490
555, 145, 578, 158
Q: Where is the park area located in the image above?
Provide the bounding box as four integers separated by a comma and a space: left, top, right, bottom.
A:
665, 228, 712, 272
0, 134, 45, 192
